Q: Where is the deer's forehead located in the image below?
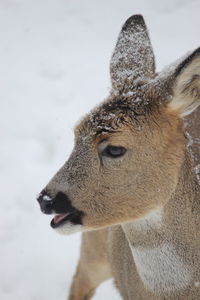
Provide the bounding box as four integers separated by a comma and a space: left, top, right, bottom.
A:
75, 86, 161, 142
74, 111, 127, 145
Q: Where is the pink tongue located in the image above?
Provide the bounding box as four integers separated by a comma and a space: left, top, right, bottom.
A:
53, 213, 69, 224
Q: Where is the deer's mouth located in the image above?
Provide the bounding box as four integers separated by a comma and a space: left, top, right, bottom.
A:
50, 211, 83, 228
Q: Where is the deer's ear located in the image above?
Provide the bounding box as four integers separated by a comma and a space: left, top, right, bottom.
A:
110, 15, 155, 89
168, 48, 200, 117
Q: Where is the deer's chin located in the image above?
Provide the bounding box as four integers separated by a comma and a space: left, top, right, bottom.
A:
50, 211, 84, 235
51, 220, 83, 235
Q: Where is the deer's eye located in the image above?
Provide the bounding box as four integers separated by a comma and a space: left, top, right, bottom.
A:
102, 145, 127, 158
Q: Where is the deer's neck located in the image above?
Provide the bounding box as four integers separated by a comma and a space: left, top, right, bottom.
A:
122, 153, 200, 295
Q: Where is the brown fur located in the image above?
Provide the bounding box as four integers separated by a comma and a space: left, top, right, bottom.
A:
41, 15, 200, 299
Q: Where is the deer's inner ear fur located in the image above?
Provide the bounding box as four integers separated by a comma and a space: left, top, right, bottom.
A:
169, 48, 200, 117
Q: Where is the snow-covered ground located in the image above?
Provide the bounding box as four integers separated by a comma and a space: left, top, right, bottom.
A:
1, 0, 200, 299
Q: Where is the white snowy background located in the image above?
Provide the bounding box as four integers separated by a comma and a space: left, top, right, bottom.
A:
1, 0, 200, 299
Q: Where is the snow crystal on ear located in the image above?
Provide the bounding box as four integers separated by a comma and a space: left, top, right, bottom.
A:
154, 51, 193, 97
194, 164, 200, 184
110, 16, 155, 89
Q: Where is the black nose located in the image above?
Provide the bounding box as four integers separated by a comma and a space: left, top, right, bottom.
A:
37, 190, 75, 215
52, 192, 75, 213
37, 190, 54, 215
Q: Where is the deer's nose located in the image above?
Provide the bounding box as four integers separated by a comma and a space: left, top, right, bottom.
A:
37, 190, 75, 215
37, 190, 54, 215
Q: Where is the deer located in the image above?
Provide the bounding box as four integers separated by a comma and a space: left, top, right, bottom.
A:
37, 15, 200, 300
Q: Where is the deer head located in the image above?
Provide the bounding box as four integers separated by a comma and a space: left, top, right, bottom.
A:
37, 15, 200, 235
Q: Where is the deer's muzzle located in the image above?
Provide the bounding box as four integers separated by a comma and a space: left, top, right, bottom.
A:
37, 190, 84, 228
